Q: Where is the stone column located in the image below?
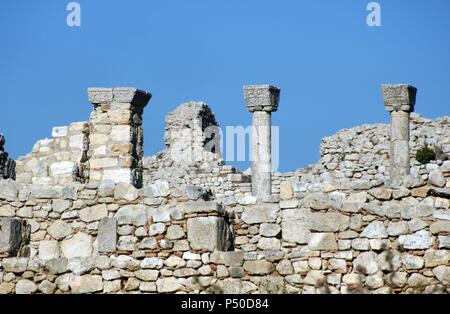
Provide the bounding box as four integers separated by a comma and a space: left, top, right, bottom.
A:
243, 85, 280, 200
87, 87, 151, 188
381, 84, 417, 179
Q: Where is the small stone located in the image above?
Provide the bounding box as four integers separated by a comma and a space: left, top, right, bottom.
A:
166, 225, 185, 240
292, 261, 309, 273
47, 220, 73, 240
432, 265, 450, 285
369, 188, 392, 200
98, 218, 117, 253
135, 270, 159, 281
164, 256, 186, 268
69, 275, 103, 293
15, 279, 37, 294
114, 182, 139, 201
281, 219, 311, 244
149, 223, 166, 236
222, 251, 245, 267
79, 204, 108, 223
38, 280, 56, 294
429, 169, 446, 187
353, 252, 379, 275
257, 237, 281, 250
424, 249, 450, 267
361, 221, 387, 239
276, 260, 294, 275
243, 261, 275, 275
39, 240, 60, 260
61, 232, 93, 259
52, 199, 71, 213
387, 221, 409, 236
241, 204, 278, 224
430, 221, 450, 234
259, 223, 281, 237
401, 254, 424, 270
399, 230, 434, 250
308, 233, 337, 250
156, 277, 183, 293
280, 181, 294, 200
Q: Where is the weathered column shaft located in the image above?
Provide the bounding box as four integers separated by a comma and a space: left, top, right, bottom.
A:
252, 111, 272, 199
244, 85, 280, 200
87, 87, 151, 187
390, 111, 410, 177
381, 84, 417, 180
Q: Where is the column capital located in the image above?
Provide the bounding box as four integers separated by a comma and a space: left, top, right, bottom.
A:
243, 84, 280, 113
381, 84, 417, 113
88, 87, 152, 107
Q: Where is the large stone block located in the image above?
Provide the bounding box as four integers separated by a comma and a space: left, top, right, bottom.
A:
241, 204, 278, 224
281, 219, 310, 244
0, 218, 23, 255
98, 218, 117, 253
61, 232, 93, 259
187, 216, 230, 251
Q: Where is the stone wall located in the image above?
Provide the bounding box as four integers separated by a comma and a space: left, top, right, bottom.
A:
315, 113, 450, 182
0, 86, 449, 294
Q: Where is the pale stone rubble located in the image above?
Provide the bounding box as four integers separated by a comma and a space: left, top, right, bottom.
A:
0, 84, 449, 294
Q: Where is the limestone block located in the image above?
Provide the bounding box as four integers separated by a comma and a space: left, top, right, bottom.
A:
259, 223, 281, 237
156, 277, 183, 293
281, 219, 311, 244
114, 182, 139, 201
308, 212, 350, 232
185, 185, 209, 200
50, 161, 78, 177
361, 221, 388, 239
79, 204, 108, 223
111, 125, 131, 143
114, 205, 146, 226
61, 232, 93, 259
88, 88, 113, 104
15, 279, 38, 294
179, 201, 223, 215
241, 204, 278, 224
103, 168, 132, 184
98, 218, 117, 253
398, 230, 434, 250
69, 274, 103, 294
243, 260, 275, 275
353, 251, 379, 275
47, 220, 73, 240
187, 216, 230, 251
308, 233, 338, 251
38, 240, 60, 260
143, 180, 170, 197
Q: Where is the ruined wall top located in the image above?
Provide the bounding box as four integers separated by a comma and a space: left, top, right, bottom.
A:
87, 87, 152, 108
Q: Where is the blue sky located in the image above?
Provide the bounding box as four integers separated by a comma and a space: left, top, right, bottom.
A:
1, 0, 449, 172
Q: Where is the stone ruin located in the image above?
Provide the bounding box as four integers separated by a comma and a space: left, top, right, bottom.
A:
0, 84, 449, 294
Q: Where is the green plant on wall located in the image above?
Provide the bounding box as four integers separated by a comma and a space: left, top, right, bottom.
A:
416, 145, 436, 165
